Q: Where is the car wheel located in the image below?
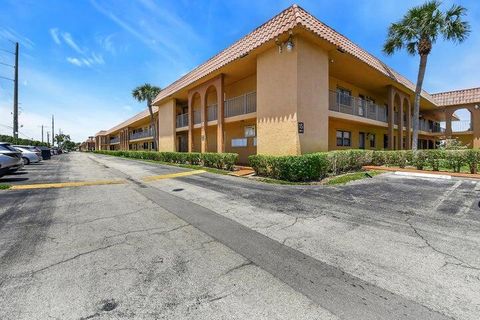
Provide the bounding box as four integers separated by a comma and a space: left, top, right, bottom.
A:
22, 157, 30, 165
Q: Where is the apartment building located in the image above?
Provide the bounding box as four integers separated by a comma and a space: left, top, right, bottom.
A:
94, 5, 480, 163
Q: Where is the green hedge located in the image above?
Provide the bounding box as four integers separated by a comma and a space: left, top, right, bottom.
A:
95, 150, 238, 171
0, 134, 49, 147
249, 153, 329, 182
249, 149, 480, 182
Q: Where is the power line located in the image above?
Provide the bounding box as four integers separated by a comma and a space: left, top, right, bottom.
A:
0, 75, 14, 81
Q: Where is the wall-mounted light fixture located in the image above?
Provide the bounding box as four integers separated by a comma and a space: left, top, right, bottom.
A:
475, 104, 479, 110
276, 31, 295, 54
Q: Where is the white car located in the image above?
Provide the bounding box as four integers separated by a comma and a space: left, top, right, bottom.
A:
0, 143, 24, 176
14, 146, 42, 165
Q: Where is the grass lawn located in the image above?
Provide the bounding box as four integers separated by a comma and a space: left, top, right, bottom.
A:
324, 171, 385, 185
0, 184, 11, 190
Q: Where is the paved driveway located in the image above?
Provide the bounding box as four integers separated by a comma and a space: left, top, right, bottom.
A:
1, 152, 479, 320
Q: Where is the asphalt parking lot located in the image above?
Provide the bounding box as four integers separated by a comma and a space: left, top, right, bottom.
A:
1, 152, 479, 320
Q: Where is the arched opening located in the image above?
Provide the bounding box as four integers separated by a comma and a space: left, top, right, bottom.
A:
403, 97, 410, 149
191, 92, 201, 152
451, 108, 472, 133
205, 85, 218, 152
394, 93, 402, 150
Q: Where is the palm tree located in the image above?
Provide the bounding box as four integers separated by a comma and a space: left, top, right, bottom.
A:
383, 1, 470, 150
132, 84, 161, 151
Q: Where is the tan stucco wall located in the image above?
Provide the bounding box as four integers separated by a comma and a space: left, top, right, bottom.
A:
225, 74, 256, 99
256, 41, 299, 155
328, 118, 388, 150
224, 118, 257, 164
158, 99, 176, 152
256, 36, 330, 155
297, 37, 329, 153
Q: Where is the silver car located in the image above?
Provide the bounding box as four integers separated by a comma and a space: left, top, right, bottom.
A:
14, 146, 42, 165
0, 142, 24, 176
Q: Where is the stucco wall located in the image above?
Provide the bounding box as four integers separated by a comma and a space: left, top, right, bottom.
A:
256, 35, 330, 155
297, 37, 329, 152
158, 99, 176, 152
256, 42, 299, 155
225, 74, 256, 99
328, 118, 388, 150
224, 119, 257, 164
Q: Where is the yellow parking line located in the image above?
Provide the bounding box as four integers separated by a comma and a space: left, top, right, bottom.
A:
143, 170, 206, 182
9, 179, 126, 190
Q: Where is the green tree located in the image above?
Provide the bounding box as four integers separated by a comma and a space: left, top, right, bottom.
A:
132, 84, 161, 151
383, 1, 470, 150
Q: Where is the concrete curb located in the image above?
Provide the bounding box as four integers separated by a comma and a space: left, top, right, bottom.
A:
394, 171, 452, 180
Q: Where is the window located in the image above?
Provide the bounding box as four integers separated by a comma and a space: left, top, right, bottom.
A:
383, 134, 388, 149
253, 137, 257, 146
359, 132, 365, 149
244, 125, 256, 138
231, 138, 247, 147
336, 87, 352, 106
336, 130, 351, 147
369, 134, 376, 148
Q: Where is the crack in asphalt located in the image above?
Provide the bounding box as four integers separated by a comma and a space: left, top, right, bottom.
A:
405, 217, 480, 271
30, 240, 127, 276
223, 261, 253, 276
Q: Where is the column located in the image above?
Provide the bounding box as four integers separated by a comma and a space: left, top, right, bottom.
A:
445, 109, 453, 137
201, 92, 207, 153
216, 77, 225, 153
187, 94, 193, 152
406, 101, 412, 149
397, 98, 404, 150
387, 87, 395, 150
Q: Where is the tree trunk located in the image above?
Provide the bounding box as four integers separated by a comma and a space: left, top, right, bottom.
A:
411, 54, 429, 151
147, 100, 158, 151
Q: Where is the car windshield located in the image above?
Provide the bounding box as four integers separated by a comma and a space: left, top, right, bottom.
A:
0, 144, 18, 152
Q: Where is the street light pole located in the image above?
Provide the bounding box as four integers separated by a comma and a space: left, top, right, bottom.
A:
13, 42, 18, 139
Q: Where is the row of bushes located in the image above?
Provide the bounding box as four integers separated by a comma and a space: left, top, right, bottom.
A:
95, 150, 238, 171
0, 134, 49, 147
249, 149, 480, 182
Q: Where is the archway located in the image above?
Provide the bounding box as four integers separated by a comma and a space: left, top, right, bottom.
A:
191, 92, 202, 152
451, 108, 472, 132
205, 86, 218, 152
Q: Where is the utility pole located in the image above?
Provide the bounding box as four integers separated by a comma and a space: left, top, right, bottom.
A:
47, 132, 50, 147
41, 125, 44, 143
51, 115, 55, 147
13, 42, 19, 139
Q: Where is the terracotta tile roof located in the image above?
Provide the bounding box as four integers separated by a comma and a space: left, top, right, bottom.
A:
432, 87, 480, 107
94, 130, 107, 136
105, 107, 158, 135
154, 4, 435, 105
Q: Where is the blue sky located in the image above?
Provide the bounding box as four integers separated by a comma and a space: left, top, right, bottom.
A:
0, 0, 478, 142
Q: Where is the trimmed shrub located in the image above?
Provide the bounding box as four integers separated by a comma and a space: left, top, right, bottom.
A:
249, 153, 329, 182
94, 150, 238, 170
425, 149, 445, 171
412, 150, 428, 170
326, 150, 372, 175
464, 149, 480, 174
445, 150, 465, 173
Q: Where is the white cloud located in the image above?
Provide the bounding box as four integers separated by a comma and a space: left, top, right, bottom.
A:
66, 57, 82, 66
61, 32, 84, 54
122, 105, 132, 111
49, 28, 61, 44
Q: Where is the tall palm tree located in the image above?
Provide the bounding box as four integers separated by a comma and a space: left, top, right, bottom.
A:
383, 1, 470, 150
132, 84, 161, 151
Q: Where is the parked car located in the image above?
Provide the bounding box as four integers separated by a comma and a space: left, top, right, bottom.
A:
0, 142, 24, 175
13, 145, 42, 159
14, 146, 42, 165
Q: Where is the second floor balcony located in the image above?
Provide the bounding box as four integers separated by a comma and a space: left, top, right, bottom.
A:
129, 129, 154, 140
110, 137, 120, 144
175, 92, 257, 128
329, 91, 387, 123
